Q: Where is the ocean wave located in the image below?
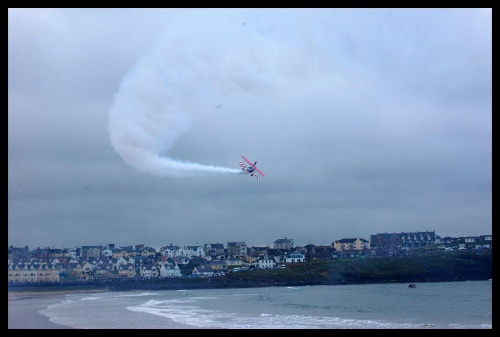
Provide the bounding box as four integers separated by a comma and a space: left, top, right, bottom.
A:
119, 292, 159, 297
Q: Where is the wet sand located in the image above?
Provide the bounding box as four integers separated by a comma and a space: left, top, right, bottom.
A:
8, 291, 104, 329
8, 290, 201, 329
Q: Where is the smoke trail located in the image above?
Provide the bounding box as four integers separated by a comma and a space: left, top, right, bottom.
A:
108, 17, 252, 177
108, 11, 311, 177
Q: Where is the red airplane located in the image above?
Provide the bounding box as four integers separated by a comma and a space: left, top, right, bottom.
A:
238, 156, 266, 180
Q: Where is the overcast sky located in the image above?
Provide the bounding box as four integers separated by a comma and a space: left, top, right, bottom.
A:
8, 8, 492, 250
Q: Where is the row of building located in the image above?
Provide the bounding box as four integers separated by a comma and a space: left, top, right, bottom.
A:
8, 232, 492, 284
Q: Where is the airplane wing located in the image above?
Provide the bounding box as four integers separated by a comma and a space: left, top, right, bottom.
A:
241, 156, 253, 166
253, 166, 265, 177
242, 156, 265, 177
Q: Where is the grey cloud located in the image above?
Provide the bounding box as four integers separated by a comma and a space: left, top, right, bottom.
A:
8, 9, 491, 249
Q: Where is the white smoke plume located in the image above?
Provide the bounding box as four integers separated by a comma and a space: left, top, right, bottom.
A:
108, 17, 246, 177
108, 11, 312, 177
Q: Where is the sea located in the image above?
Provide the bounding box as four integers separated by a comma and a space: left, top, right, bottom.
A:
38, 280, 491, 329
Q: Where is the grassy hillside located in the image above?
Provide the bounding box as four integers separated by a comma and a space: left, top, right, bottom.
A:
225, 251, 492, 285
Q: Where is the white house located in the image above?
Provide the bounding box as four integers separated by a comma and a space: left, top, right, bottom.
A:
256, 255, 276, 269
116, 257, 129, 270
140, 265, 159, 279
184, 245, 206, 258
160, 264, 181, 278
285, 252, 305, 263
160, 245, 181, 258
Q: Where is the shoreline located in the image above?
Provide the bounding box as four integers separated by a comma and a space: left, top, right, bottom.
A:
8, 276, 492, 296
8, 281, 490, 329
8, 289, 204, 329
9, 289, 116, 329
8, 289, 109, 301
8, 292, 76, 329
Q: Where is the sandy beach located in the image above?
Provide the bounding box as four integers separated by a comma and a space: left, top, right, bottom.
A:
8, 290, 200, 329
8, 291, 105, 329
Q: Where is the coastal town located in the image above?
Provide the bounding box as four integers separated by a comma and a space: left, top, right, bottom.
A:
8, 231, 492, 284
